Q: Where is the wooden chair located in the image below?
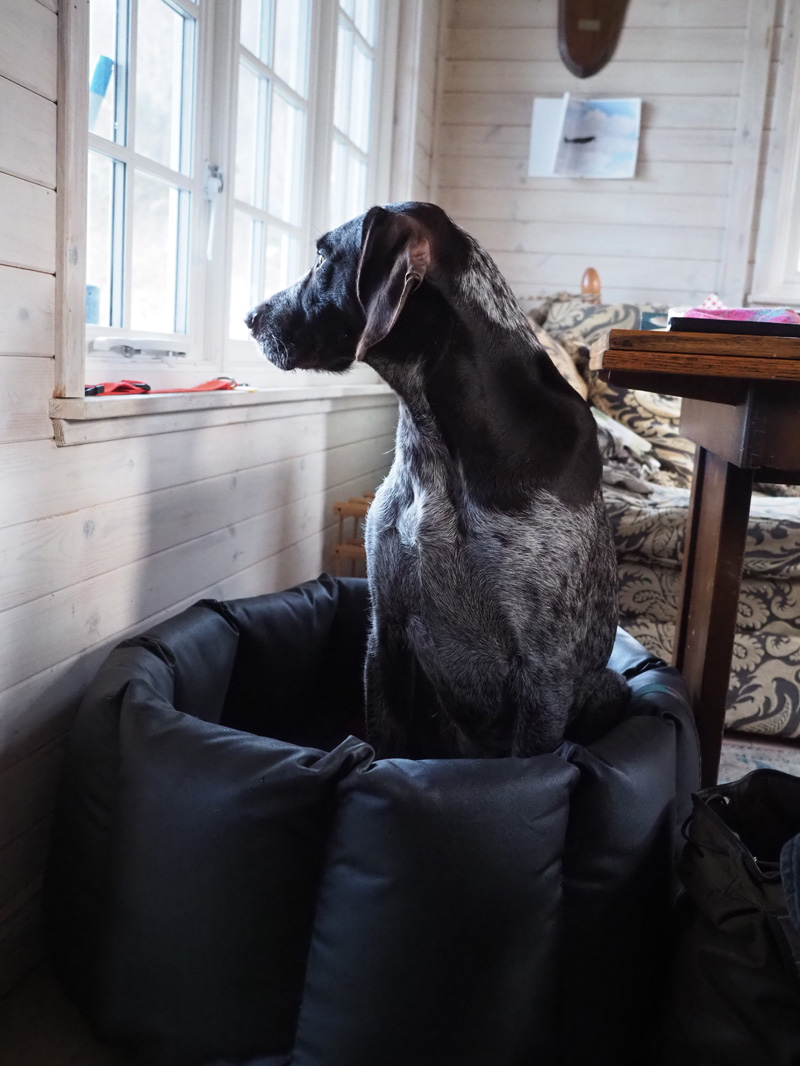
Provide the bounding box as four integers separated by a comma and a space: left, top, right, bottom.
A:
331, 493, 374, 576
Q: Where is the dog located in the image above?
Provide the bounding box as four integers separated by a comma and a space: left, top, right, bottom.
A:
245, 202, 629, 758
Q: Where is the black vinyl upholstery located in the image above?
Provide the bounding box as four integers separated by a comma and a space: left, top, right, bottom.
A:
45, 574, 700, 1066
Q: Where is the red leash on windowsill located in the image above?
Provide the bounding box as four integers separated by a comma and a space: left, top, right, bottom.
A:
85, 377, 240, 396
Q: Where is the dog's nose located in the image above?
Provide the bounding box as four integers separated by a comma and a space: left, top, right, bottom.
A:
244, 308, 260, 332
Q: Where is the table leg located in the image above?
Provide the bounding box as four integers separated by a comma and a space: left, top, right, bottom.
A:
673, 447, 753, 787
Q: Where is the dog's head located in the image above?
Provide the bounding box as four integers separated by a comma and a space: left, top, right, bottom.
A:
245, 203, 456, 373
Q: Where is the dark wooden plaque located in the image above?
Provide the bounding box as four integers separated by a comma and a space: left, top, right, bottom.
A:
558, 0, 630, 78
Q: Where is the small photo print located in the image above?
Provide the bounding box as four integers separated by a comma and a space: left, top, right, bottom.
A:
555, 97, 641, 179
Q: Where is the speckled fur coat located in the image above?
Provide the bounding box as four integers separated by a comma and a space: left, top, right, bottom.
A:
246, 202, 628, 757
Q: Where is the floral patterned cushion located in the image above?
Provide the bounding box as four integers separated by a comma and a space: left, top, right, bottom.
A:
540, 299, 695, 488
604, 481, 800, 738
588, 376, 695, 489
530, 323, 588, 399
542, 297, 647, 340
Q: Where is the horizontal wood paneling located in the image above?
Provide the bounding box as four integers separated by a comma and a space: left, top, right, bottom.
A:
0, 266, 55, 355
0, 174, 56, 273
0, 895, 41, 1001
441, 123, 737, 164
0, 0, 57, 100
0, 743, 62, 852
449, 26, 748, 63
452, 0, 749, 28
445, 59, 742, 97
0, 433, 394, 613
440, 91, 740, 130
435, 0, 763, 306
0, 402, 396, 528
437, 156, 732, 196
0, 76, 57, 188
439, 187, 729, 229
465, 218, 723, 262
0, 357, 55, 442
498, 251, 718, 296
0, 821, 50, 918
0, 454, 396, 697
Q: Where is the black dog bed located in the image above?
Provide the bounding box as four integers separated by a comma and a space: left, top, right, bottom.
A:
45, 574, 700, 1066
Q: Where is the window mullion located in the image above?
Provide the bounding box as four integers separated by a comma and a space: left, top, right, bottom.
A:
122, 0, 138, 332
110, 160, 126, 327
88, 137, 195, 192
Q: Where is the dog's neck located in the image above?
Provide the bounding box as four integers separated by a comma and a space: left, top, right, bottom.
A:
367, 303, 599, 510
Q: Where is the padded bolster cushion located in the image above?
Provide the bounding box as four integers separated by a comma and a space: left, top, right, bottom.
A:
96, 681, 371, 1065
558, 718, 679, 1066
217, 574, 370, 745
292, 756, 578, 1066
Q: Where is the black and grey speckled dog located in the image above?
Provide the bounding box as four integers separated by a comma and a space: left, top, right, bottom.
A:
246, 202, 629, 758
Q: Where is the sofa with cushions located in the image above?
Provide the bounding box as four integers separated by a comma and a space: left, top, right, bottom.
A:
528, 294, 800, 741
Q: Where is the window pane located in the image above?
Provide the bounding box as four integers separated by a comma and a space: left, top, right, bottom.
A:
273, 0, 310, 96
130, 171, 183, 331
135, 0, 194, 171
353, 0, 377, 46
334, 21, 352, 136
340, 0, 355, 17
268, 91, 304, 224
346, 153, 368, 220
235, 63, 268, 207
229, 210, 260, 338
88, 0, 120, 141
86, 151, 114, 325
264, 226, 296, 296
240, 0, 270, 62
334, 21, 373, 151
350, 43, 373, 152
329, 137, 348, 227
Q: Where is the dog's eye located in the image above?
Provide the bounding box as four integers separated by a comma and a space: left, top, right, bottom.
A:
314, 251, 325, 270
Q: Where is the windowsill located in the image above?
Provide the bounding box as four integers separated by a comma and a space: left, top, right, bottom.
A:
50, 383, 396, 446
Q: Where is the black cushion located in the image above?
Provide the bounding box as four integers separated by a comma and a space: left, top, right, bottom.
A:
292, 755, 577, 1066
97, 679, 370, 1064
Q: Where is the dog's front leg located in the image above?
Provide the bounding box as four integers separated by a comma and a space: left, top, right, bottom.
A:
364, 619, 444, 759
364, 620, 415, 758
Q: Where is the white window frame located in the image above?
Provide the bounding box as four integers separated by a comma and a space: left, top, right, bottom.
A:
56, 0, 401, 401
749, 1, 800, 306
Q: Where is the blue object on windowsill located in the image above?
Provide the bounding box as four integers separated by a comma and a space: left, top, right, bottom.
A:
86, 284, 100, 325
89, 55, 114, 131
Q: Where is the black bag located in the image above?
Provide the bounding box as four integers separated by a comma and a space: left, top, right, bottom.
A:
663, 769, 800, 1066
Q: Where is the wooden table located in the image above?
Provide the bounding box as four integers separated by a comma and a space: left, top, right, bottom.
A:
602, 328, 800, 786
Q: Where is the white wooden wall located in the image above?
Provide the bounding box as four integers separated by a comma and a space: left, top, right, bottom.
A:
435, 0, 780, 308
0, 0, 405, 995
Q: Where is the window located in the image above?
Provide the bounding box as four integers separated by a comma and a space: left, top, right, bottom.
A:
71, 0, 400, 394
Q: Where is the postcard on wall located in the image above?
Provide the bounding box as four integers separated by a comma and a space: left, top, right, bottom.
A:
528, 94, 641, 179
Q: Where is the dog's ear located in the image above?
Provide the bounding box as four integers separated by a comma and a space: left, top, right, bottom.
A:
355, 207, 431, 361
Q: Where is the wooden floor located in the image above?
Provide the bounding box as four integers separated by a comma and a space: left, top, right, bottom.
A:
0, 964, 124, 1066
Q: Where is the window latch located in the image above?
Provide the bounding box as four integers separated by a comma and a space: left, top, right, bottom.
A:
204, 162, 225, 261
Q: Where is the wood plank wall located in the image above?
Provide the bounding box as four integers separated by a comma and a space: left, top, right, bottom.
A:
0, 0, 407, 996
435, 0, 778, 307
